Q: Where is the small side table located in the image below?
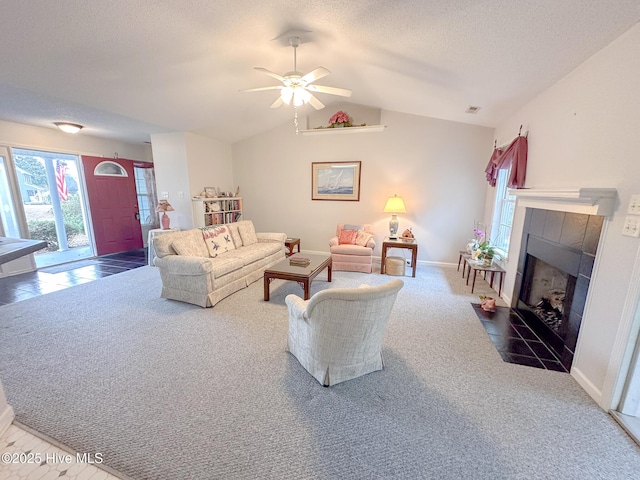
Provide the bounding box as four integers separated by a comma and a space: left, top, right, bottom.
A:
464, 257, 505, 296
284, 237, 301, 257
148, 228, 180, 266
458, 250, 471, 277
380, 238, 418, 277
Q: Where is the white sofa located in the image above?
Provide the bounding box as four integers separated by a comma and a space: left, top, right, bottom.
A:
153, 220, 286, 307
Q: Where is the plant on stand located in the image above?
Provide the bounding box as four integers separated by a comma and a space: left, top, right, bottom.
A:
469, 222, 499, 266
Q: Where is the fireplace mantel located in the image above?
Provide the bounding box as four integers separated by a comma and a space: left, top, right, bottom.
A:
508, 188, 617, 216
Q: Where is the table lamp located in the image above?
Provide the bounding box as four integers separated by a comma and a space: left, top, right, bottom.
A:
383, 194, 406, 239
156, 200, 175, 230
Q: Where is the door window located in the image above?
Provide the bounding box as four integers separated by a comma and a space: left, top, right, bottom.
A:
12, 148, 93, 266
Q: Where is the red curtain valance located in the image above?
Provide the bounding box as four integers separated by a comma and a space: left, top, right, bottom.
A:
484, 135, 528, 188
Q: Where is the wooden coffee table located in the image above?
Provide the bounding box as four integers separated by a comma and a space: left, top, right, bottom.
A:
264, 253, 332, 301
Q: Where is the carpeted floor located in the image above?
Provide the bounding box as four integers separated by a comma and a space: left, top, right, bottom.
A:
0, 265, 638, 479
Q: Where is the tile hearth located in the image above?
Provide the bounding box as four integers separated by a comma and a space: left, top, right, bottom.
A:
472, 304, 568, 372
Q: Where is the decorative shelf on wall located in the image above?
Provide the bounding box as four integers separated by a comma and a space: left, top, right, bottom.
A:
299, 125, 387, 136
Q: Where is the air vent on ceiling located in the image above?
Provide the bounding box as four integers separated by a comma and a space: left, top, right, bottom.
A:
466, 105, 481, 114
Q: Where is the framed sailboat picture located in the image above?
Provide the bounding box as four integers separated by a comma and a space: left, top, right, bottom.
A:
311, 161, 361, 201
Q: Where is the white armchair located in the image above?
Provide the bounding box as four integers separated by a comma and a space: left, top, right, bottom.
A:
285, 279, 404, 386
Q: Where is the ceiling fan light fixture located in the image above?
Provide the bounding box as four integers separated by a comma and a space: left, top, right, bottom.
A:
293, 88, 310, 107
280, 87, 294, 105
242, 35, 351, 111
54, 122, 83, 134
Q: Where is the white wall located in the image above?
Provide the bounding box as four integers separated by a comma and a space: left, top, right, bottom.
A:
151, 132, 233, 230
232, 108, 493, 264
492, 23, 640, 409
0, 120, 152, 161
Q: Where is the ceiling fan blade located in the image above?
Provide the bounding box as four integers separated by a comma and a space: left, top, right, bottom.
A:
254, 67, 285, 82
307, 85, 352, 97
270, 97, 284, 109
307, 93, 325, 110
240, 86, 283, 93
301, 67, 331, 84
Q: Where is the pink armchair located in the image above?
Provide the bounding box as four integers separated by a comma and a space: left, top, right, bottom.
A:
329, 223, 376, 273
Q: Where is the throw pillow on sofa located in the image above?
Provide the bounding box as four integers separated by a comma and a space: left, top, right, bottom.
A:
338, 229, 358, 245
238, 222, 258, 246
201, 226, 236, 258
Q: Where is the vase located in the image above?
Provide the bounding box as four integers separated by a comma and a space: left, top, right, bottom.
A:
335, 123, 345, 128
161, 212, 171, 230
466, 239, 478, 254
481, 297, 496, 312
482, 256, 493, 267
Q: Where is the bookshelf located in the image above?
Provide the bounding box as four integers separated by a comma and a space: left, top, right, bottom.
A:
192, 197, 243, 228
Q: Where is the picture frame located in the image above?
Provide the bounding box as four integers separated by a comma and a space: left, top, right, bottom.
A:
311, 161, 361, 201
204, 187, 217, 198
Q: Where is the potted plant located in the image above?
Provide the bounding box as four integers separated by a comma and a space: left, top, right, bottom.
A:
477, 243, 497, 267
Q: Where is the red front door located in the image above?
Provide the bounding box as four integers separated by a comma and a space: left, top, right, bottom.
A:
82, 156, 143, 256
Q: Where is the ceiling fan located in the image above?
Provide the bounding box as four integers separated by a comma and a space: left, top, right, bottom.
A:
241, 36, 352, 110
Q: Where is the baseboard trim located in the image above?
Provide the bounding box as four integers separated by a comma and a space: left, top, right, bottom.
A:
572, 366, 603, 407
0, 404, 15, 437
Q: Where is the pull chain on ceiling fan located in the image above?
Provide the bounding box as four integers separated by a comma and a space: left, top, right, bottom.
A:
240, 36, 352, 110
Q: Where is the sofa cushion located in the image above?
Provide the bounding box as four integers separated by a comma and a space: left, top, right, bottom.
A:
209, 256, 244, 278
154, 230, 208, 259
226, 223, 242, 248
239, 222, 258, 246
172, 237, 205, 257
330, 244, 373, 255
201, 226, 236, 258
228, 242, 280, 266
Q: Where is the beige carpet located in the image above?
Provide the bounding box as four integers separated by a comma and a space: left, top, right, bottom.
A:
0, 265, 638, 479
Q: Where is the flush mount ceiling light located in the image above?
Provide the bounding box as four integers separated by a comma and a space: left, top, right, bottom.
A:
54, 122, 83, 134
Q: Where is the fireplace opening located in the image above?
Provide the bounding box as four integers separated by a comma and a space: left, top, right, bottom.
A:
521, 256, 576, 334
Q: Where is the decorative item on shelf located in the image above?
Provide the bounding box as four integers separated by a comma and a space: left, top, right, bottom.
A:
314, 110, 367, 129
383, 194, 407, 239
479, 295, 497, 312
155, 200, 175, 230
235, 186, 240, 196
400, 228, 415, 243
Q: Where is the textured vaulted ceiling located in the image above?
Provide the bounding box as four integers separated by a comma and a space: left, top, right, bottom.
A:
0, 1, 638, 144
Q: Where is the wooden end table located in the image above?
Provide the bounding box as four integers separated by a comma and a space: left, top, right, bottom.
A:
284, 237, 301, 257
464, 257, 505, 296
380, 238, 418, 277
264, 253, 331, 301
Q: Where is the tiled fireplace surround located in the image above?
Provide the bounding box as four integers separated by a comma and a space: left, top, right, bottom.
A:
507, 188, 616, 371
512, 208, 603, 370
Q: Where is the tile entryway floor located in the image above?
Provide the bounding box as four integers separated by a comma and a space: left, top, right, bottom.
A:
0, 424, 121, 480
0, 249, 147, 479
472, 304, 568, 372
0, 249, 147, 306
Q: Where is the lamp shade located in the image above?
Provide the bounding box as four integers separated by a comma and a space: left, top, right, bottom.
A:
155, 200, 175, 213
383, 195, 406, 213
